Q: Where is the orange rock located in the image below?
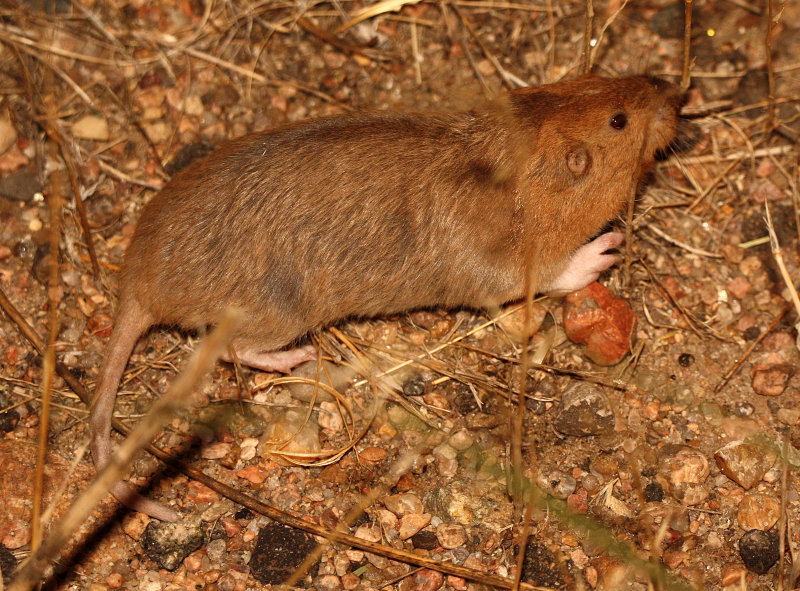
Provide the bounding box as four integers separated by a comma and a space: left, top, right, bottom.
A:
563, 282, 635, 365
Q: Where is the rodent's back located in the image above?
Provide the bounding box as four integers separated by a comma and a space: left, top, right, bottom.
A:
123, 110, 529, 347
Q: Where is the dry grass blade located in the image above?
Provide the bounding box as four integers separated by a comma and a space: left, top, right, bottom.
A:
764, 202, 800, 351
582, 0, 594, 73
764, 0, 775, 134
336, 0, 422, 33
8, 311, 240, 591
253, 375, 373, 466
30, 157, 64, 554
624, 128, 651, 286
645, 224, 722, 258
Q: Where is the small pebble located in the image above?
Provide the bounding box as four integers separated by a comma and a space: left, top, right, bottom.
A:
341, 572, 360, 590
411, 569, 444, 591
236, 465, 267, 484
662, 550, 690, 569
359, 446, 387, 464
184, 549, 204, 571
0, 118, 17, 155
737, 493, 780, 531
141, 516, 204, 571
0, 519, 30, 549
435, 524, 466, 549
539, 470, 576, 499
776, 407, 800, 426
590, 454, 619, 476
314, 574, 342, 590
185, 481, 222, 505
495, 303, 546, 342
398, 513, 432, 540
554, 383, 615, 437
567, 488, 589, 514
354, 523, 382, 543
714, 441, 777, 490
581, 473, 603, 495
720, 564, 747, 586
726, 276, 752, 300
318, 401, 345, 432
376, 508, 398, 536
201, 442, 232, 459
384, 492, 424, 516
750, 363, 794, 396
731, 402, 755, 417
658, 445, 710, 505
447, 429, 474, 451
72, 114, 110, 140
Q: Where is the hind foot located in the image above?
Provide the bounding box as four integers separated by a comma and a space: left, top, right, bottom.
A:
222, 343, 317, 373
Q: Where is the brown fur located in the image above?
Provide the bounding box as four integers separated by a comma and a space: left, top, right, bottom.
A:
92, 75, 682, 520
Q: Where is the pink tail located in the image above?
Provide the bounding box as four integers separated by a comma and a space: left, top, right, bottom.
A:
90, 297, 178, 522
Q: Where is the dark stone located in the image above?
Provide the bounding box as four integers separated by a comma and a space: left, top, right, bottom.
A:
743, 326, 762, 341
402, 376, 426, 398
452, 383, 479, 414
235, 507, 254, 520
31, 244, 54, 285
250, 523, 318, 585
0, 543, 17, 586
0, 171, 42, 203
739, 529, 779, 575
410, 529, 439, 550
0, 388, 20, 432
520, 542, 566, 589
644, 482, 665, 503
141, 516, 204, 571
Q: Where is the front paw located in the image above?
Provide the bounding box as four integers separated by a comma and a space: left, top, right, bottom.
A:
544, 232, 624, 296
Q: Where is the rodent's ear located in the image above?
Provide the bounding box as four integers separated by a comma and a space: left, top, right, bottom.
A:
566, 145, 591, 177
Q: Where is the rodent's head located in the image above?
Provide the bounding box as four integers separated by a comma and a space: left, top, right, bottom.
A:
510, 75, 683, 201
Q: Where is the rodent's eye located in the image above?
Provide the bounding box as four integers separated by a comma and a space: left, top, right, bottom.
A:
610, 113, 628, 130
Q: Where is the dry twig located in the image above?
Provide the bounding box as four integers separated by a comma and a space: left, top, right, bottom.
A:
681, 0, 693, 89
